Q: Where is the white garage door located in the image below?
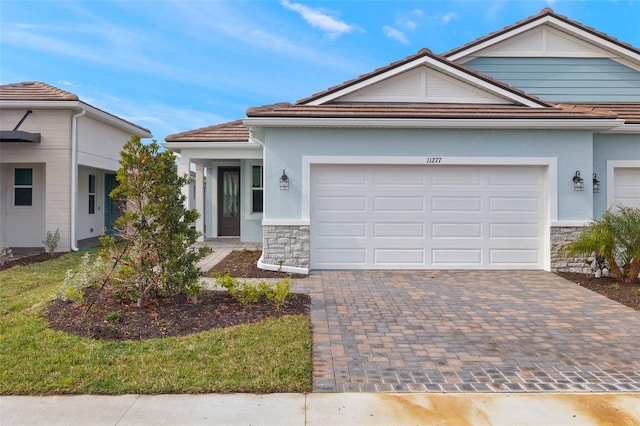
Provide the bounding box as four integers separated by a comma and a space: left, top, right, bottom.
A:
612, 168, 640, 208
310, 164, 547, 270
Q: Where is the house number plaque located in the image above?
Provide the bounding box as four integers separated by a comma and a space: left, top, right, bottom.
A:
425, 157, 442, 164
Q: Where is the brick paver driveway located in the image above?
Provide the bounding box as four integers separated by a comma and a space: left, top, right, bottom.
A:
293, 270, 640, 392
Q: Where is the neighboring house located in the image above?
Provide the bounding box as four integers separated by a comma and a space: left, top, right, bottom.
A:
164, 9, 640, 274
0, 82, 152, 251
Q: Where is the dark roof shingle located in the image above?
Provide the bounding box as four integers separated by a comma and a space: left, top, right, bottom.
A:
165, 120, 249, 142
247, 102, 618, 121
0, 81, 79, 101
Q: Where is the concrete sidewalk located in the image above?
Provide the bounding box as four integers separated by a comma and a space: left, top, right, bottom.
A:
2, 392, 639, 425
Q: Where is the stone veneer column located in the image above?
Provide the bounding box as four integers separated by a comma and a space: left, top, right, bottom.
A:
262, 225, 310, 270
550, 226, 591, 273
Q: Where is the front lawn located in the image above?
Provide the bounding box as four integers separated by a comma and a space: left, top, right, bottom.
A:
0, 251, 312, 394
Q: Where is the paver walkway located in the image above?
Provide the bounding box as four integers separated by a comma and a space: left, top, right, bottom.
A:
292, 270, 640, 393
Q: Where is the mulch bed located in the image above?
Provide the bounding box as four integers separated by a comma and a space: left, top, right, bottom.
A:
46, 286, 310, 341
556, 272, 640, 311
208, 249, 307, 278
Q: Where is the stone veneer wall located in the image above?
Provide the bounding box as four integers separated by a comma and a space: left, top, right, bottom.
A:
262, 225, 310, 270
550, 226, 591, 273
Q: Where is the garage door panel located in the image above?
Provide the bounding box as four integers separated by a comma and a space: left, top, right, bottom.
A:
432, 197, 482, 213
489, 168, 542, 186
374, 196, 424, 212
374, 249, 424, 264
432, 169, 482, 186
432, 222, 482, 238
374, 222, 424, 238
315, 248, 366, 266
432, 249, 482, 265
315, 196, 366, 212
373, 168, 425, 186
489, 197, 540, 213
310, 164, 546, 269
316, 222, 367, 237
490, 249, 540, 265
490, 223, 540, 238
316, 168, 366, 186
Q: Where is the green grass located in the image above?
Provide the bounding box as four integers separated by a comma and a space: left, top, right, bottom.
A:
0, 251, 312, 394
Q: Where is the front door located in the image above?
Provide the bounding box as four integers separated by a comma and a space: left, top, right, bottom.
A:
104, 173, 125, 235
218, 167, 240, 236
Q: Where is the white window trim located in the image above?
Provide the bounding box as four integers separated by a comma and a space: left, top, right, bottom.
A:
13, 167, 33, 208
244, 160, 264, 220
88, 174, 96, 215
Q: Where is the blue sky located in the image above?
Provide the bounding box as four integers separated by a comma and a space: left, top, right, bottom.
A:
1, 0, 639, 141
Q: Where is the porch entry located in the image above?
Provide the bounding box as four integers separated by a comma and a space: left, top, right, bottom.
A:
218, 167, 240, 236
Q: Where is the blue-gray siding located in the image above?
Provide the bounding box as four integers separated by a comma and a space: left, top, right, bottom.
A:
465, 57, 640, 102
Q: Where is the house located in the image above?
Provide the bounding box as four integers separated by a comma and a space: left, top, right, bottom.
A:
164, 9, 640, 274
0, 82, 152, 252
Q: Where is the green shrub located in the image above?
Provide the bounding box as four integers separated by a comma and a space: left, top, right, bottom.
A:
0, 239, 12, 265
54, 253, 110, 303
561, 206, 640, 284
215, 273, 291, 306
42, 229, 60, 253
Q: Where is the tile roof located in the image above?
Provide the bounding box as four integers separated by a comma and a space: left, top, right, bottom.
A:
557, 103, 640, 124
443, 8, 640, 58
1, 81, 152, 136
246, 102, 618, 121
295, 48, 550, 107
0, 81, 79, 101
165, 120, 249, 142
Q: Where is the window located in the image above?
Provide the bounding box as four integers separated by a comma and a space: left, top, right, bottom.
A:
251, 165, 263, 213
88, 174, 96, 214
14, 168, 33, 207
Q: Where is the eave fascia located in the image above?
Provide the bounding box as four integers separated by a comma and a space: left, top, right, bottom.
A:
243, 116, 624, 130
304, 56, 547, 108
0, 100, 152, 138
447, 15, 640, 66
600, 124, 640, 134
163, 141, 261, 150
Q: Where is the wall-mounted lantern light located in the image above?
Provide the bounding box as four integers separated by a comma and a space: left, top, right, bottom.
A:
573, 171, 584, 191
593, 173, 600, 193
279, 169, 289, 191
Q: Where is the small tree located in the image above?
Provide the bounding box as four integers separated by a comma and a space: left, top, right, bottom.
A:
105, 136, 210, 307
561, 206, 640, 283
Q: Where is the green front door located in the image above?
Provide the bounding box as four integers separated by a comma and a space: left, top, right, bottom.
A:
104, 173, 124, 235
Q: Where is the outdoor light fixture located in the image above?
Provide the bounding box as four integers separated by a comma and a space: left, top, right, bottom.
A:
279, 169, 289, 190
573, 171, 584, 191
593, 173, 600, 193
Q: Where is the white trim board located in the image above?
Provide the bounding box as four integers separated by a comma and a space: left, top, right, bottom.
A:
606, 160, 640, 208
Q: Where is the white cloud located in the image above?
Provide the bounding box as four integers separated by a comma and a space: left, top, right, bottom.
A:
280, 0, 355, 39
382, 25, 409, 44
397, 9, 423, 32
440, 12, 459, 25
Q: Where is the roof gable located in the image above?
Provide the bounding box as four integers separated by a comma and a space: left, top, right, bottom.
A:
299, 49, 548, 108
445, 8, 640, 69
337, 65, 512, 105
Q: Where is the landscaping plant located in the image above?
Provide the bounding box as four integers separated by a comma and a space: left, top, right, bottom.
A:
102, 136, 211, 307
562, 206, 640, 284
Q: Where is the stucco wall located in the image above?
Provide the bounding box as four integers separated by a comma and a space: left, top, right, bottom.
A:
593, 133, 640, 218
